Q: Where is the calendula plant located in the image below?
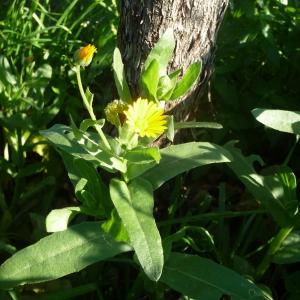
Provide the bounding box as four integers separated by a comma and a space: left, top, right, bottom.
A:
0, 30, 271, 299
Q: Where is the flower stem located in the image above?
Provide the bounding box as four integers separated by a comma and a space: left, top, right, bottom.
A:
256, 226, 293, 280
75, 65, 111, 150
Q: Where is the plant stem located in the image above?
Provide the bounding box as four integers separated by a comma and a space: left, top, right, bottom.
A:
158, 210, 266, 227
8, 290, 19, 300
284, 135, 299, 165
256, 226, 293, 280
11, 128, 24, 211
75, 65, 111, 150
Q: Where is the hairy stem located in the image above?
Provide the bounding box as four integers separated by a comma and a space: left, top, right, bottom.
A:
75, 65, 111, 150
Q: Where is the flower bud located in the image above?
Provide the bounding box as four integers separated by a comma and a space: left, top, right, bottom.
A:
74, 44, 97, 67
104, 100, 128, 127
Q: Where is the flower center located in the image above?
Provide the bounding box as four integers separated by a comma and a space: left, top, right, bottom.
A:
135, 118, 148, 134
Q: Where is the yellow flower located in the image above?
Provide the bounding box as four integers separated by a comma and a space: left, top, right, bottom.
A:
74, 44, 97, 67
105, 100, 128, 127
124, 98, 167, 138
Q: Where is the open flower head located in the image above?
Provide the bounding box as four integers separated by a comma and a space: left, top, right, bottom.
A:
74, 44, 97, 67
124, 98, 167, 138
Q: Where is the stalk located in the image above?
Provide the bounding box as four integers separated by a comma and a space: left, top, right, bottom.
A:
256, 226, 293, 280
11, 128, 24, 211
158, 210, 265, 227
284, 135, 299, 165
75, 65, 111, 150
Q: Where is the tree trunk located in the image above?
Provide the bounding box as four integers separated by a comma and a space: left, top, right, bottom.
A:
118, 0, 229, 122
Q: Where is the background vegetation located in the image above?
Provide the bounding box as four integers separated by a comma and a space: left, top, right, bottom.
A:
1, 0, 300, 299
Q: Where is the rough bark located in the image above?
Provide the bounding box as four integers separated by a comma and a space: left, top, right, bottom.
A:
118, 0, 228, 123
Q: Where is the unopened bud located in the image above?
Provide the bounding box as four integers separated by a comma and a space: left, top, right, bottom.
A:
74, 44, 97, 67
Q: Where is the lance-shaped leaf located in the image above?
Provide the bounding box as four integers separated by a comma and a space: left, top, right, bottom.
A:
252, 108, 300, 135
109, 178, 164, 281
140, 59, 160, 101
0, 222, 131, 289
144, 28, 175, 76
224, 142, 297, 227
157, 75, 177, 101
124, 147, 161, 181
0, 55, 17, 86
170, 61, 202, 100
79, 119, 105, 132
60, 153, 112, 216
142, 142, 231, 190
46, 206, 82, 232
166, 116, 175, 141
40, 124, 126, 173
85, 87, 94, 109
113, 48, 132, 103
175, 121, 223, 130
160, 252, 272, 300
273, 231, 300, 264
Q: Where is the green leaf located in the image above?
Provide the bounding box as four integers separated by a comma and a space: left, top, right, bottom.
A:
142, 142, 231, 190
252, 108, 300, 135
175, 122, 223, 130
163, 227, 216, 262
118, 124, 139, 149
263, 166, 298, 218
170, 61, 202, 100
0, 55, 17, 86
166, 116, 175, 141
162, 229, 186, 261
279, 0, 288, 5
124, 147, 161, 163
144, 28, 175, 76
160, 253, 271, 300
273, 231, 300, 264
26, 64, 52, 95
224, 142, 297, 227
124, 147, 161, 181
40, 124, 126, 173
101, 209, 129, 243
28, 64, 52, 88
35, 64, 52, 79
109, 178, 164, 281
79, 118, 105, 132
140, 59, 160, 101
0, 112, 32, 130
169, 68, 182, 79
85, 87, 94, 108
113, 48, 132, 103
126, 161, 157, 182
60, 153, 112, 216
34, 96, 62, 127
157, 75, 177, 101
181, 226, 216, 255
0, 222, 131, 289
46, 207, 81, 232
